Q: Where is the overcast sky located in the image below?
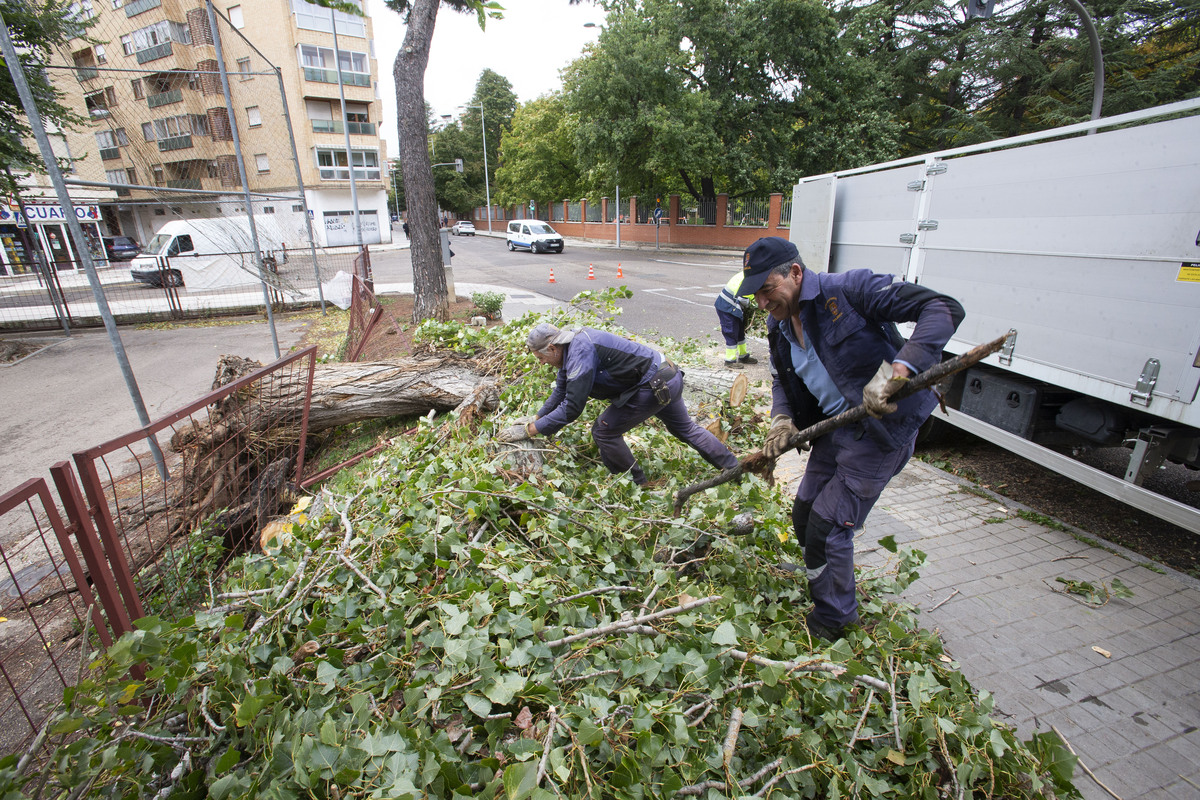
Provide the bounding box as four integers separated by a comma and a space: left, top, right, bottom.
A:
364, 0, 605, 155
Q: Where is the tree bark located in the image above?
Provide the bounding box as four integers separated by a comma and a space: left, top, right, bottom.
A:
305, 358, 497, 431
393, 0, 449, 323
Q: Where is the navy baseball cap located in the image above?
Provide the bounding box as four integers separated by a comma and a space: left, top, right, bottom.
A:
740, 237, 800, 295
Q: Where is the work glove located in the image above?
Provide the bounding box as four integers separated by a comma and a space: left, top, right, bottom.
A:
863, 361, 910, 418
763, 414, 801, 459
496, 423, 532, 443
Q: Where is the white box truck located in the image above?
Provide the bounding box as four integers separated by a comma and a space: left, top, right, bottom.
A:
129, 216, 292, 290
789, 99, 1200, 531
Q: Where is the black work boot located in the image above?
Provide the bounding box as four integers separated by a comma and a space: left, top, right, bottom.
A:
738, 354, 758, 365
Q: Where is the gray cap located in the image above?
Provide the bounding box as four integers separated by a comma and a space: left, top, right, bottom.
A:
527, 322, 577, 351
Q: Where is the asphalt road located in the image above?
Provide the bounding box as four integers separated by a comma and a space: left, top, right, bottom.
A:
372, 232, 745, 345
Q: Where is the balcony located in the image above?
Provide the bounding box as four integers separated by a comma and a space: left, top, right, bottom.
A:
125, 0, 161, 17
136, 42, 173, 64
165, 179, 202, 190
157, 134, 193, 152
77, 67, 98, 81
147, 88, 183, 108
303, 67, 371, 87
99, 147, 121, 160
311, 119, 376, 135
319, 167, 381, 181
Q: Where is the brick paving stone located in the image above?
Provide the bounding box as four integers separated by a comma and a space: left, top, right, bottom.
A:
775, 452, 1200, 798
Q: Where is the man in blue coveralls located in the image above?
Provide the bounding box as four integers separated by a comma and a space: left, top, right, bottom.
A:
739, 237, 964, 641
497, 323, 739, 486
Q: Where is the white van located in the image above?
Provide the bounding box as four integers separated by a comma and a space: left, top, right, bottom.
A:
130, 216, 292, 289
506, 219, 565, 254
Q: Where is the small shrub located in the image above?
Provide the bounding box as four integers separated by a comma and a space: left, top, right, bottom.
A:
471, 290, 505, 319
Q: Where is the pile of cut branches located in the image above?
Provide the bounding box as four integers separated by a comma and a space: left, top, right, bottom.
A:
2, 294, 1078, 799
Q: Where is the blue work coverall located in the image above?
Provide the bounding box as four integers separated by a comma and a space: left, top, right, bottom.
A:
768, 268, 964, 630
533, 328, 737, 484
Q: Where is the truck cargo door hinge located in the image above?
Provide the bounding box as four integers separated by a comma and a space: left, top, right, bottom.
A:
907, 180, 925, 192
999, 328, 1017, 366
1131, 358, 1160, 406
926, 162, 948, 176
917, 219, 939, 231
898, 233, 918, 245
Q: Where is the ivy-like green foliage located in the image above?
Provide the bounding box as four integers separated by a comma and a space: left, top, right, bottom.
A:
6, 294, 1079, 799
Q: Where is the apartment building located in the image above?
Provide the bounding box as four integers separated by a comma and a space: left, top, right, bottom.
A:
1, 0, 391, 274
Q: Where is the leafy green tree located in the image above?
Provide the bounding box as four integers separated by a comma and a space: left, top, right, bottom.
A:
494, 92, 581, 208
563, 0, 903, 208
0, 0, 92, 196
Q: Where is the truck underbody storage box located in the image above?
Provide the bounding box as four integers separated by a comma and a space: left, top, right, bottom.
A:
958, 369, 1045, 439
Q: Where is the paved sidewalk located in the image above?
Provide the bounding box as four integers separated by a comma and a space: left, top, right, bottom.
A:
775, 450, 1200, 800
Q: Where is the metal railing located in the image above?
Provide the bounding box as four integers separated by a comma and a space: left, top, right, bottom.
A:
726, 197, 770, 227
135, 42, 173, 64
146, 88, 182, 108
124, 0, 162, 17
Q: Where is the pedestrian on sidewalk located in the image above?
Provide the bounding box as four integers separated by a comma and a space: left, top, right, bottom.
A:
402, 220, 410, 238
496, 323, 739, 486
715, 271, 758, 368
740, 236, 964, 641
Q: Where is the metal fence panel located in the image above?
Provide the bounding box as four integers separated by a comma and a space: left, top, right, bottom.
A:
71, 347, 317, 626
0, 248, 361, 332
0, 478, 109, 753
726, 197, 770, 227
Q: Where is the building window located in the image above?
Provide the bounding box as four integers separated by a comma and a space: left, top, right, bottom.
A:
105, 168, 129, 185
292, 203, 304, 212
126, 167, 137, 183
207, 160, 221, 178
315, 147, 380, 180
246, 105, 262, 127
129, 20, 191, 62
237, 57, 252, 79
95, 44, 107, 64
298, 44, 370, 85
131, 78, 144, 99
152, 165, 164, 185
227, 4, 244, 27
112, 0, 124, 7
142, 121, 155, 141
120, 35, 133, 56
84, 87, 116, 118
255, 153, 269, 173
263, 206, 275, 214
291, 0, 365, 38
95, 128, 128, 148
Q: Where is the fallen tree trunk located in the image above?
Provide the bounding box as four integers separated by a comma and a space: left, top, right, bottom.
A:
305, 357, 500, 432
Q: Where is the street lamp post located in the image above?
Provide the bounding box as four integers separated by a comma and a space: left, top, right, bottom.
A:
460, 103, 492, 234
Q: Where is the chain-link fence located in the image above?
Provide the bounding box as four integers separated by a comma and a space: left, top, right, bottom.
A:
1, 1, 392, 330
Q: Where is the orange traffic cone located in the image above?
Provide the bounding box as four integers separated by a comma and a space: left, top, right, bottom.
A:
548, 268, 556, 283
587, 263, 595, 280
616, 263, 624, 278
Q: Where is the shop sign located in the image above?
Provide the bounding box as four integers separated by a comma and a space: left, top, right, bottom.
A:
0, 201, 100, 225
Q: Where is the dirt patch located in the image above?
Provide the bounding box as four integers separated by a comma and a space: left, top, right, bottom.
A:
294, 293, 493, 362
916, 429, 1200, 579
0, 339, 51, 364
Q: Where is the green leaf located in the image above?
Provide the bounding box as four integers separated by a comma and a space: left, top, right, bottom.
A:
878, 535, 898, 553
465, 693, 493, 718
213, 747, 241, 774
484, 673, 526, 705
710, 620, 738, 646
577, 717, 603, 746
502, 761, 539, 800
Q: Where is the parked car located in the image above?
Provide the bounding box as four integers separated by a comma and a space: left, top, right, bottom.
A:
102, 236, 141, 261
506, 220, 564, 254
450, 220, 476, 236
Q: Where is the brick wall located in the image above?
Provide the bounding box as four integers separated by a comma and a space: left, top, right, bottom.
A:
473, 193, 787, 249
